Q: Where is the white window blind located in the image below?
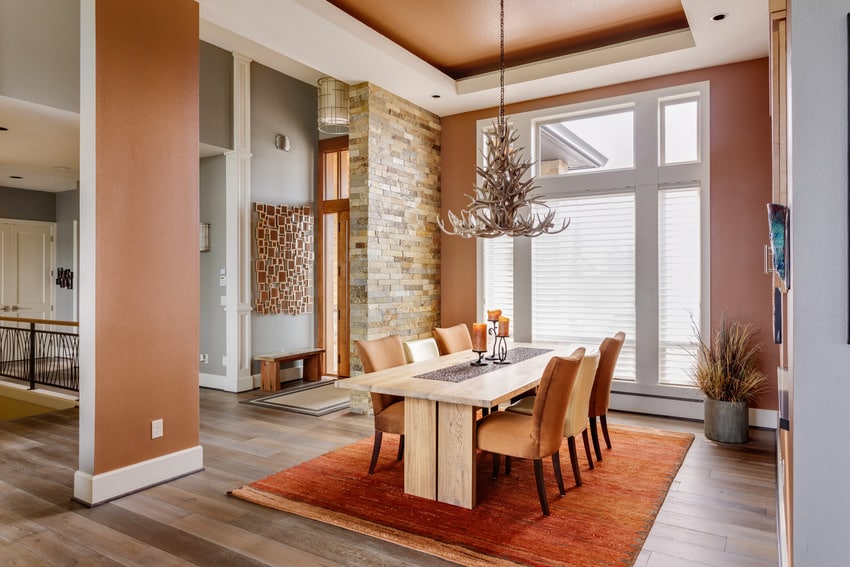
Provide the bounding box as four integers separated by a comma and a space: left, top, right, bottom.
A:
482, 236, 514, 323
531, 194, 636, 379
658, 187, 701, 385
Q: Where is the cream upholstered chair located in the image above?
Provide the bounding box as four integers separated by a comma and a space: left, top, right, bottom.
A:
476, 349, 584, 516
355, 335, 408, 475
403, 337, 440, 363
588, 332, 626, 461
432, 323, 473, 355
506, 350, 600, 487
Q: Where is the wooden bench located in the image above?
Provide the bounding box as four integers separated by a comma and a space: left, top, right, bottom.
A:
255, 347, 325, 391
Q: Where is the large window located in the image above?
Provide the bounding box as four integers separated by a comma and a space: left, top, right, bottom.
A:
479, 83, 709, 396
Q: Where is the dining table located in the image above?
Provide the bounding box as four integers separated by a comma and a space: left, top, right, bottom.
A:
337, 342, 578, 509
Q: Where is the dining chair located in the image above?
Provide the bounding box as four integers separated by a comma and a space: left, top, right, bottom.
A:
402, 337, 440, 363
588, 332, 626, 461
476, 349, 584, 516
505, 350, 600, 487
432, 323, 473, 355
354, 335, 408, 475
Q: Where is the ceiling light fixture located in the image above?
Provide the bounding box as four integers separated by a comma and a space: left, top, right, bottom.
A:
711, 13, 727, 22
317, 77, 349, 135
439, 0, 568, 239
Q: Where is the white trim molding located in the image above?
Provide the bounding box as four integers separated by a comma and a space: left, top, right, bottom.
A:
73, 445, 203, 506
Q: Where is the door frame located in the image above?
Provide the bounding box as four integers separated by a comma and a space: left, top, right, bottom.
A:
0, 218, 57, 320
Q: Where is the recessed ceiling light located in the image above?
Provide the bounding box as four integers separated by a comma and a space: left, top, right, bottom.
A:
711, 13, 728, 22
0, 126, 8, 131
9, 175, 22, 179
431, 94, 441, 99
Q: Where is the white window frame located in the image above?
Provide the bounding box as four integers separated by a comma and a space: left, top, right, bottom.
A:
476, 81, 711, 404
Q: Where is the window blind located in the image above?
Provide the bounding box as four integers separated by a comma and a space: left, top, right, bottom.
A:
658, 187, 701, 385
531, 194, 636, 380
482, 236, 514, 322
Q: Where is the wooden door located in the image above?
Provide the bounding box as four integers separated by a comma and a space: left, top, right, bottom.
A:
0, 221, 54, 322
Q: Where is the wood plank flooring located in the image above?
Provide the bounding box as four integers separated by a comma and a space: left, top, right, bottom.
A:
0, 386, 778, 566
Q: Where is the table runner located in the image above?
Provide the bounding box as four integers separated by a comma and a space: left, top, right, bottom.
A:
413, 347, 553, 383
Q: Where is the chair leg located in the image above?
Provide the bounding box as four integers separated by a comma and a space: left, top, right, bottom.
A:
397, 434, 404, 461
552, 451, 566, 495
533, 459, 551, 516
505, 456, 512, 475
368, 431, 383, 475
567, 436, 582, 487
582, 429, 595, 470
601, 414, 612, 449
491, 453, 500, 479
589, 416, 603, 461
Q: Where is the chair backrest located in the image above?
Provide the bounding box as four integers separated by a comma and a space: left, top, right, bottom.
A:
432, 323, 473, 355
562, 349, 601, 438
403, 337, 440, 363
588, 331, 626, 418
530, 349, 584, 456
355, 335, 407, 414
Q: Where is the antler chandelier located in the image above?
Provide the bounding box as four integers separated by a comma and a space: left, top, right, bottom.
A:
439, 0, 569, 239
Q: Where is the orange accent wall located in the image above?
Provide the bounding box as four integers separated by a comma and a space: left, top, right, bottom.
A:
441, 59, 778, 410
94, 0, 200, 473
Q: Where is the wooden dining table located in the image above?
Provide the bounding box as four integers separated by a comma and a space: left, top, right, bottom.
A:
337, 342, 577, 509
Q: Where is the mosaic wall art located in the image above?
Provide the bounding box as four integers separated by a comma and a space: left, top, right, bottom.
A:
254, 203, 314, 315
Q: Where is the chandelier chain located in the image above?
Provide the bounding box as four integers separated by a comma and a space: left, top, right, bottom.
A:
499, 0, 505, 126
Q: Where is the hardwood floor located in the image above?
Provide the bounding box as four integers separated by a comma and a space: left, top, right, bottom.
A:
0, 386, 777, 566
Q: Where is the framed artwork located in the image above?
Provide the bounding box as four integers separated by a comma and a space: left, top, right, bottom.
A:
767, 203, 789, 291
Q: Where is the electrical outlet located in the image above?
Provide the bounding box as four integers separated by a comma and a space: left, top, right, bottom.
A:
151, 418, 163, 439
199, 353, 208, 364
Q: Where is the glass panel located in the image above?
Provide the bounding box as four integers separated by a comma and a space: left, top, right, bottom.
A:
339, 150, 350, 198
324, 151, 339, 200
324, 213, 338, 374
539, 108, 634, 175
663, 99, 699, 165
531, 194, 636, 379
658, 188, 700, 385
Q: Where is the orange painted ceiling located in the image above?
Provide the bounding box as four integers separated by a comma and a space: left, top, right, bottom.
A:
326, 0, 689, 79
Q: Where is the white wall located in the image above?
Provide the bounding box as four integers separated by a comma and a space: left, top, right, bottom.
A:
789, 2, 850, 564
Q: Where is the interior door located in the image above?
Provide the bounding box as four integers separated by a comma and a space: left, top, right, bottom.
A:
0, 222, 54, 322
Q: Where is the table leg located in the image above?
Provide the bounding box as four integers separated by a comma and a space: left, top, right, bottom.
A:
303, 355, 320, 381
403, 397, 437, 500
437, 402, 477, 508
260, 361, 280, 391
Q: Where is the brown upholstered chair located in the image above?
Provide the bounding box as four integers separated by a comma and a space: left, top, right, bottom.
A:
355, 335, 408, 475
588, 332, 626, 461
476, 349, 584, 516
432, 323, 473, 355
506, 350, 600, 487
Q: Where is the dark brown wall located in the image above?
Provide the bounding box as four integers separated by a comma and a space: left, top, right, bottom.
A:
440, 58, 777, 409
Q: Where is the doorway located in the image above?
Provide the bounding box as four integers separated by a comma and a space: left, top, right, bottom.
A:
318, 137, 350, 377
0, 220, 55, 322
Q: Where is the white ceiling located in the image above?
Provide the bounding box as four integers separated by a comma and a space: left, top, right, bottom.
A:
3, 0, 767, 193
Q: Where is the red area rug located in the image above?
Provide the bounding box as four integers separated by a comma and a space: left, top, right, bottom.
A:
231, 423, 693, 566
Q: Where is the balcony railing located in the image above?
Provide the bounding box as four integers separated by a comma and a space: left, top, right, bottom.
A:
0, 316, 79, 392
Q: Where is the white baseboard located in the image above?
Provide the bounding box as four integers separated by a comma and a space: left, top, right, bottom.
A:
73, 445, 203, 506
199, 372, 254, 393
611, 391, 778, 429
250, 367, 302, 389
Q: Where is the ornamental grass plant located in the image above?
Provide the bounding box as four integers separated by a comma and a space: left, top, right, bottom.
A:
692, 318, 766, 403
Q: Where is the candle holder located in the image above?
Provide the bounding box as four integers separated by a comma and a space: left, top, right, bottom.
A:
494, 335, 511, 365
485, 319, 499, 360
471, 350, 488, 366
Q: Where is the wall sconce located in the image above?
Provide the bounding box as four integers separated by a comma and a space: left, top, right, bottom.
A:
317, 77, 349, 134
274, 134, 291, 151
200, 222, 211, 252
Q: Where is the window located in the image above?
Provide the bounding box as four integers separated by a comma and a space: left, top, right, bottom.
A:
479, 83, 708, 401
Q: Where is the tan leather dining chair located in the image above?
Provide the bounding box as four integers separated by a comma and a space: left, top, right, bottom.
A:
403, 337, 440, 363
476, 349, 584, 516
355, 335, 408, 475
432, 323, 473, 355
506, 350, 600, 487
588, 332, 626, 461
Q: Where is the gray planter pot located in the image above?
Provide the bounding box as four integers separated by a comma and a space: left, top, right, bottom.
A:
703, 398, 749, 443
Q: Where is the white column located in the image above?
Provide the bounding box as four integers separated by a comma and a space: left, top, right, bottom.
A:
224, 53, 253, 392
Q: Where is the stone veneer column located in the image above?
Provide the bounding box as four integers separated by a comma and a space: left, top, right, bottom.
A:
348, 83, 441, 410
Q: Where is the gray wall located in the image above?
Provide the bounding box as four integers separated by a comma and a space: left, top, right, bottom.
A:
200, 41, 233, 150
789, 1, 850, 563
250, 62, 318, 373
0, 0, 79, 112
55, 189, 79, 321
0, 186, 56, 221
200, 156, 227, 376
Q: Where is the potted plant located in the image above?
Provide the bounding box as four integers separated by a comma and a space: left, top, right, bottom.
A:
691, 318, 766, 443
